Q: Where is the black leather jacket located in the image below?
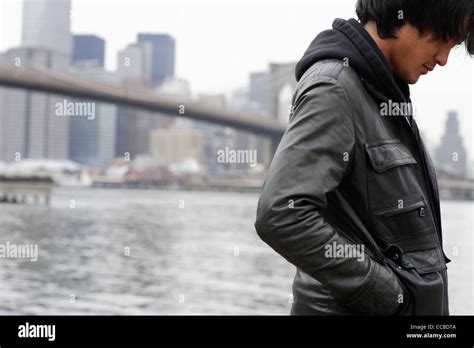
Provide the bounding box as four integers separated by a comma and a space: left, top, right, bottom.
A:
254, 19, 450, 315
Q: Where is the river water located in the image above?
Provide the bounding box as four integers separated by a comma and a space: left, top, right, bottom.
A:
0, 188, 472, 314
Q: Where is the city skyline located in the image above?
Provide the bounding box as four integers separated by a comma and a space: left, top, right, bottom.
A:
0, 0, 473, 163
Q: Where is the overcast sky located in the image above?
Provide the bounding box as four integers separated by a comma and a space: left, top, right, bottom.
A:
1, 0, 473, 162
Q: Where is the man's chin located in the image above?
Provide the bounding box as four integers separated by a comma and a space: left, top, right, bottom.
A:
394, 72, 420, 85
406, 74, 421, 85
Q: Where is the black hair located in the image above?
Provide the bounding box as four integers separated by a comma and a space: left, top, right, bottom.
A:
355, 0, 474, 55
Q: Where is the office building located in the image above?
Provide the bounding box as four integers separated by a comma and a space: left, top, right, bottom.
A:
73, 35, 105, 67
22, 0, 72, 60
137, 33, 175, 88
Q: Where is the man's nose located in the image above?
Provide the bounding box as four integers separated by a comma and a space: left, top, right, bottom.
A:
434, 46, 452, 66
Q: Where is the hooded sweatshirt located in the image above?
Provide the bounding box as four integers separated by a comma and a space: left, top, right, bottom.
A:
295, 18, 411, 104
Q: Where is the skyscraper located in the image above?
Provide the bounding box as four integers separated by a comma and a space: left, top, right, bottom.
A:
115, 42, 173, 159
22, 0, 72, 60
137, 33, 175, 88
117, 42, 153, 86
69, 66, 118, 167
73, 35, 105, 67
435, 111, 467, 176
0, 47, 69, 161
0, 0, 72, 162
115, 42, 152, 159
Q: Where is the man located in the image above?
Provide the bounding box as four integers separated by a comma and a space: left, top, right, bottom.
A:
254, 0, 473, 315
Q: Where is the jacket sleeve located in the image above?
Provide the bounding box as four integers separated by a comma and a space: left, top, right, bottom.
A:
254, 76, 405, 315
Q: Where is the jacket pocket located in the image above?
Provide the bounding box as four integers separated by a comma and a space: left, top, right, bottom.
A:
365, 140, 417, 173
365, 139, 438, 248
373, 195, 439, 248
383, 243, 447, 315
365, 140, 420, 211
365, 140, 421, 210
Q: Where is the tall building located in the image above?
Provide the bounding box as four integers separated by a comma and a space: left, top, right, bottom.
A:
0, 47, 69, 161
435, 111, 467, 176
116, 42, 150, 159
0, 0, 72, 162
117, 42, 153, 86
115, 42, 172, 159
70, 35, 111, 166
69, 66, 118, 167
0, 66, 27, 162
115, 108, 152, 159
73, 35, 105, 67
22, 0, 72, 60
137, 33, 175, 88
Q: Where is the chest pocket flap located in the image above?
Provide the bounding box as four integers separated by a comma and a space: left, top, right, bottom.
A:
365, 140, 417, 173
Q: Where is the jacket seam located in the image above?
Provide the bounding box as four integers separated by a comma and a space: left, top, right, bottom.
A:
329, 74, 356, 178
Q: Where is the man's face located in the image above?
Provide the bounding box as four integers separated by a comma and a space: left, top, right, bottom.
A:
390, 24, 461, 84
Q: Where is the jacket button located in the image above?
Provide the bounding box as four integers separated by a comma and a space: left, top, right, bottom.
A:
419, 207, 425, 217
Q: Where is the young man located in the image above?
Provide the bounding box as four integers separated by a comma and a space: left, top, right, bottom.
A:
254, 0, 473, 315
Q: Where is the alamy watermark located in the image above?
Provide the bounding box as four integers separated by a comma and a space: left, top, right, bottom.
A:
216, 147, 257, 168
324, 241, 365, 262
55, 99, 95, 120
0, 241, 38, 262
380, 100, 418, 117
18, 322, 55, 341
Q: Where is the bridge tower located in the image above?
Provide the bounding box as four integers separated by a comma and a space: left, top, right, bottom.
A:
263, 62, 297, 168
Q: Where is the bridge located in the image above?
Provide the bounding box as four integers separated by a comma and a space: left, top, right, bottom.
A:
0, 64, 287, 140
0, 64, 473, 200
